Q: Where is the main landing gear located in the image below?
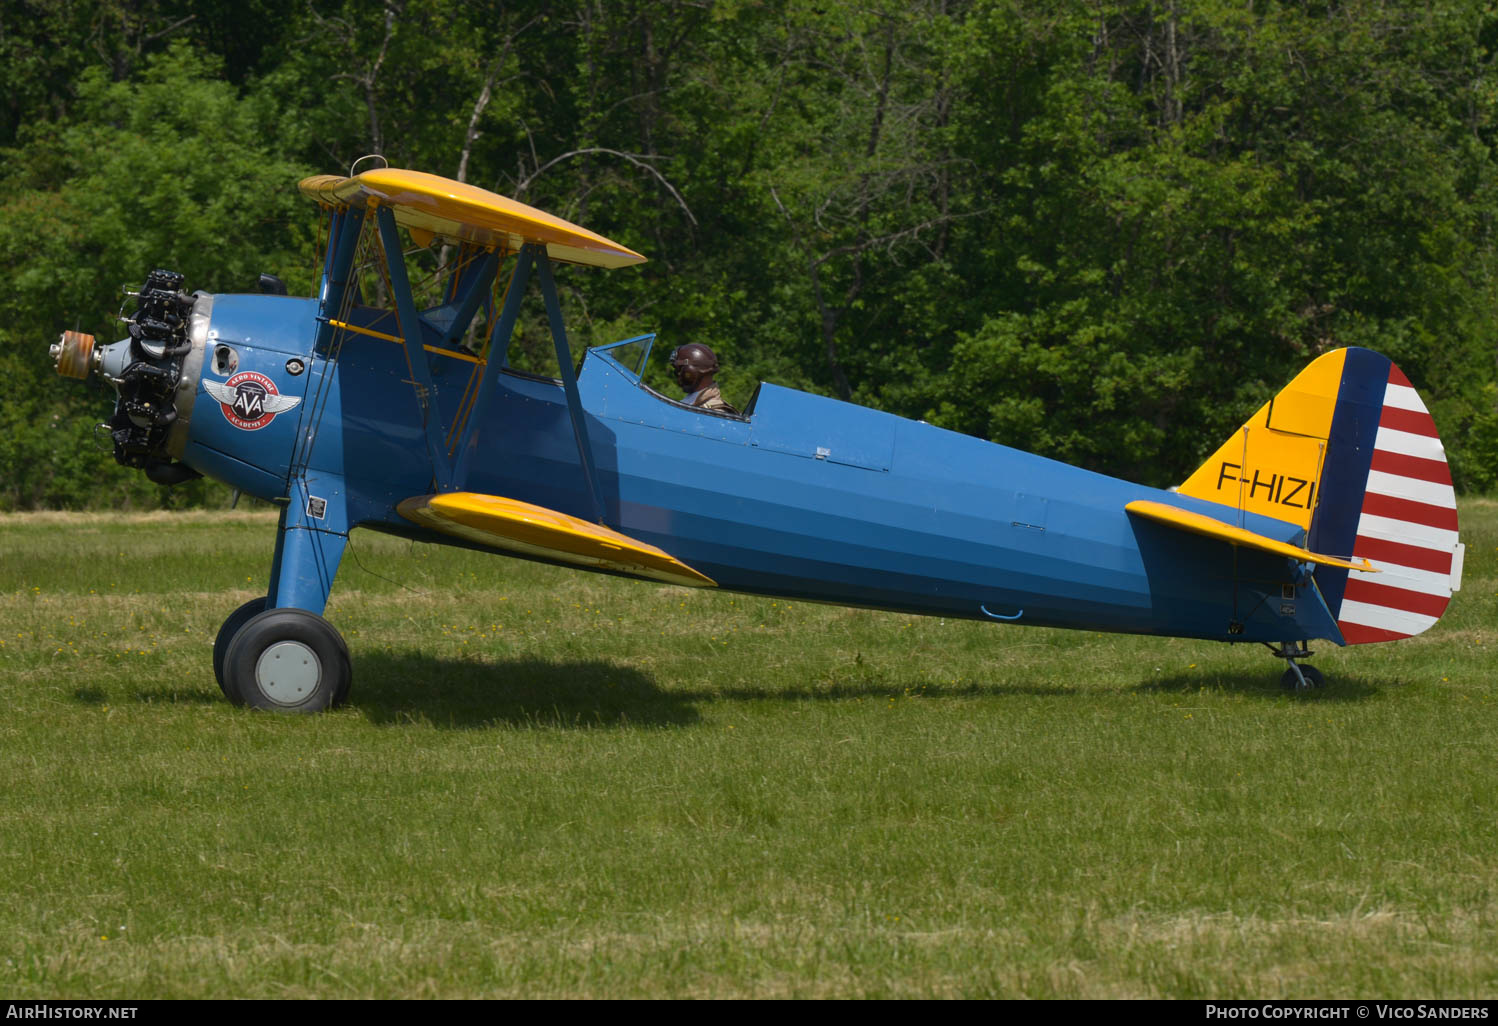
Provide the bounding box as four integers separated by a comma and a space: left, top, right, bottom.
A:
1268, 640, 1325, 691
213, 600, 352, 712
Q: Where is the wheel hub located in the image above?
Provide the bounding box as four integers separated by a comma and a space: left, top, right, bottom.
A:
254, 640, 322, 705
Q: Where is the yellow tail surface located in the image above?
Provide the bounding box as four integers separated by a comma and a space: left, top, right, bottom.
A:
1176, 350, 1349, 531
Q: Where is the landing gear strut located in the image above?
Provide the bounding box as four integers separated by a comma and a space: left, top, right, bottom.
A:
1268, 641, 1325, 690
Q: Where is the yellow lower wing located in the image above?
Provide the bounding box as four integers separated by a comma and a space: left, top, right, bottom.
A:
397, 492, 716, 588
1126, 500, 1374, 572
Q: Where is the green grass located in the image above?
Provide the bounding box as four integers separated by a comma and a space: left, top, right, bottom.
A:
2, 504, 1497, 998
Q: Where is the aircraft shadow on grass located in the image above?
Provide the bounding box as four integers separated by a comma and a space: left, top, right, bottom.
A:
354, 657, 1178, 722
351, 652, 700, 730
71, 660, 1380, 723
696, 680, 1084, 702
1133, 671, 1381, 701
691, 669, 1382, 703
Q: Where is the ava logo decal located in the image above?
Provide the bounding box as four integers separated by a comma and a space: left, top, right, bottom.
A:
204, 371, 302, 430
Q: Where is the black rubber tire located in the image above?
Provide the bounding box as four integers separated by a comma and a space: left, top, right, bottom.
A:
222, 607, 351, 712
214, 597, 268, 694
1280, 664, 1326, 690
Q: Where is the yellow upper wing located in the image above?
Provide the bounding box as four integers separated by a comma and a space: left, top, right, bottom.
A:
299, 168, 646, 269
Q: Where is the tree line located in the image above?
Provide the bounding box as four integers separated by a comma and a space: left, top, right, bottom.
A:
3, 0, 1497, 509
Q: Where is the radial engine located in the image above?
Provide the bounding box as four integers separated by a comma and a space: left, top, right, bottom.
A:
49, 269, 207, 485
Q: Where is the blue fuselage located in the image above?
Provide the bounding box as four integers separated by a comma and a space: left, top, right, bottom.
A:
180, 293, 1335, 646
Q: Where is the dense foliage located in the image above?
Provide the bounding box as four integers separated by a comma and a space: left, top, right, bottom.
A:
3, 0, 1497, 508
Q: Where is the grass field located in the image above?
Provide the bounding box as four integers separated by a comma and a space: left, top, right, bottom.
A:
1, 504, 1496, 998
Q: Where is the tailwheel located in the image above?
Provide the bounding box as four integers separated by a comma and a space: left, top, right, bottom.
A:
222, 607, 351, 712
1268, 641, 1325, 691
1279, 663, 1325, 691
213, 597, 267, 697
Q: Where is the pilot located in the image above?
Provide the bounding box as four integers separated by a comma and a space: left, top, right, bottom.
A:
670, 343, 736, 413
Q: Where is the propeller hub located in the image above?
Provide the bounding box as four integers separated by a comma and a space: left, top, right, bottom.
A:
51, 330, 96, 380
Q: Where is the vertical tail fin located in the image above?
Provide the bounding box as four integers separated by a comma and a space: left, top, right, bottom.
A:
1176, 348, 1462, 645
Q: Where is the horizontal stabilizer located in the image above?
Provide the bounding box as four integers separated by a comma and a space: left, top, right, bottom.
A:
1125, 500, 1374, 572
397, 492, 715, 588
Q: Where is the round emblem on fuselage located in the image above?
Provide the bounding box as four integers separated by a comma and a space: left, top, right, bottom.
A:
205, 370, 302, 431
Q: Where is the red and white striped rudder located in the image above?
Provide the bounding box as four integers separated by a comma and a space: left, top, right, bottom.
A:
1335, 364, 1464, 644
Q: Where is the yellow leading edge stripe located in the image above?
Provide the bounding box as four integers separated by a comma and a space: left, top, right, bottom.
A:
397, 492, 716, 588
1126, 500, 1374, 572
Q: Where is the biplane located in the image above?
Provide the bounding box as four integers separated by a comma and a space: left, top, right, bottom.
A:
50, 166, 1465, 710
